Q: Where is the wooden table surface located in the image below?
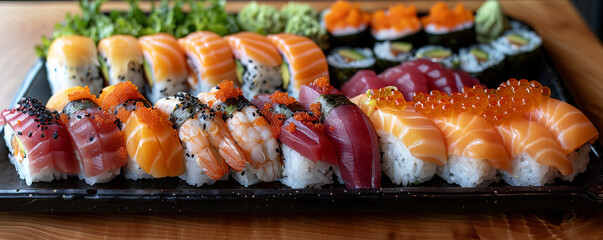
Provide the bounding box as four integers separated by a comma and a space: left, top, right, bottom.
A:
0, 0, 602, 239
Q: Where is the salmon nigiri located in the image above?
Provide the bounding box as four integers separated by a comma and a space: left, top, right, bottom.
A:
431, 112, 510, 187
98, 82, 184, 179
496, 119, 572, 186
224, 32, 284, 99
267, 33, 329, 99
179, 31, 238, 94
98, 35, 146, 92
139, 33, 189, 103
525, 97, 599, 181
351, 87, 447, 186
46, 86, 128, 185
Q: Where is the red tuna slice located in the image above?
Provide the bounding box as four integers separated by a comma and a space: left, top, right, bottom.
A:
251, 94, 339, 164
65, 107, 127, 177
299, 83, 381, 188
341, 70, 388, 99
1, 101, 79, 175
402, 59, 457, 94
452, 70, 483, 91
378, 65, 429, 101
279, 118, 339, 164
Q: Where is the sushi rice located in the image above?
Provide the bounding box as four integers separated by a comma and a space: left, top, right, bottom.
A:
373, 41, 414, 63
379, 131, 436, 186
500, 152, 558, 186
459, 44, 505, 74
279, 145, 336, 189
437, 155, 498, 188
491, 29, 542, 56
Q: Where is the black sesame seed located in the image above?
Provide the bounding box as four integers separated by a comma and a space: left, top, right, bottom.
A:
52, 131, 58, 139
89, 136, 94, 141
241, 171, 245, 176
28, 132, 32, 137
77, 115, 82, 119
41, 133, 45, 138
17, 131, 22, 135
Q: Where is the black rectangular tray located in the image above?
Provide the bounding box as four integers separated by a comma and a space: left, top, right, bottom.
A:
1, 50, 601, 213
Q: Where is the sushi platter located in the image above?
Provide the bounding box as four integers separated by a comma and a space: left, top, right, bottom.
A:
0, 0, 601, 212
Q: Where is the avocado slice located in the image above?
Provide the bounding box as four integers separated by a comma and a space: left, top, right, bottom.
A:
235, 60, 244, 85
99, 56, 110, 85
391, 42, 412, 54
470, 48, 489, 62
421, 49, 451, 60
338, 49, 366, 62
506, 33, 529, 47
143, 59, 153, 87
281, 62, 290, 90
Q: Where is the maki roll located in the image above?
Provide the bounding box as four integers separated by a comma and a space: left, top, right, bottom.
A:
251, 92, 339, 189
98, 35, 146, 93
0, 98, 79, 185
327, 47, 376, 87
458, 44, 505, 87
46, 35, 103, 95
139, 33, 189, 104
421, 2, 476, 51
299, 77, 381, 188
415, 45, 459, 69
373, 41, 414, 72
370, 4, 423, 44
179, 31, 238, 94
155, 93, 249, 186
492, 29, 542, 78
321, 0, 371, 47
268, 33, 329, 99
98, 82, 185, 180
46, 86, 128, 185
197, 81, 283, 187
352, 88, 448, 186
224, 32, 284, 99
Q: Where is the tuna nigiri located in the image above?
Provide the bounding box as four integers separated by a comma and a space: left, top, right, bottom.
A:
197, 81, 283, 186
139, 33, 189, 103
495, 119, 572, 186
299, 77, 381, 188
98, 35, 146, 92
225, 32, 284, 99
155, 92, 249, 186
251, 92, 338, 188
46, 35, 103, 95
352, 87, 447, 186
178, 31, 238, 94
98, 82, 184, 179
1, 98, 79, 185
267, 33, 329, 99
46, 86, 128, 185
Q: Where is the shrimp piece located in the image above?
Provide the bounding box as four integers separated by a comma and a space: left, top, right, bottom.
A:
179, 119, 228, 180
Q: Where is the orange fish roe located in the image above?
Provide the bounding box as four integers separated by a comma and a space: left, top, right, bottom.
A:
59, 113, 69, 125
269, 91, 297, 106
293, 112, 324, 132
324, 0, 371, 33
310, 102, 322, 118
371, 4, 420, 32
413, 79, 551, 123
93, 111, 119, 128
421, 2, 473, 29
215, 81, 243, 102
99, 82, 145, 113
260, 103, 285, 138
365, 87, 407, 109
115, 108, 131, 122
311, 77, 335, 94
118, 147, 128, 160
133, 104, 173, 131
285, 122, 296, 133
67, 86, 96, 102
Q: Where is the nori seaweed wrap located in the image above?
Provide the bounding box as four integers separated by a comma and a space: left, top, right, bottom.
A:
421, 2, 476, 51
373, 41, 414, 72
321, 1, 372, 48
492, 29, 542, 79
327, 47, 376, 87
459, 44, 506, 87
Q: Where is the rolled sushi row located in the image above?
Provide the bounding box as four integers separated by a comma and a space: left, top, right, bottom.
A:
46, 32, 329, 104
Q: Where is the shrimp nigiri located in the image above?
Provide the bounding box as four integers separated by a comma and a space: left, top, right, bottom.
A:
197, 81, 283, 186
